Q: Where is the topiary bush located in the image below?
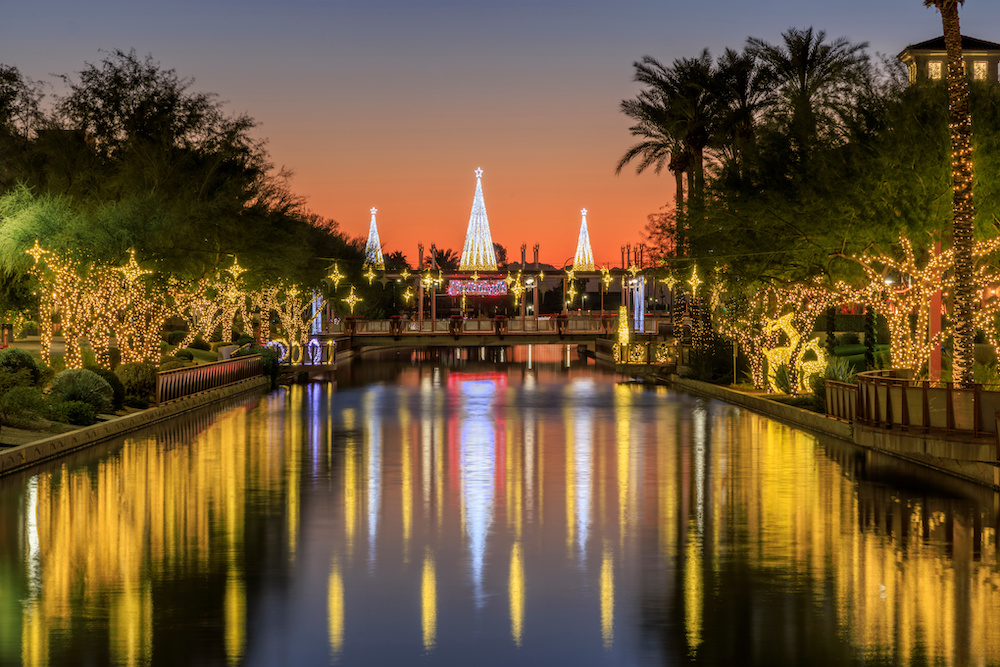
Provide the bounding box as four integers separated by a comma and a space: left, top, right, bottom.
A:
0, 347, 41, 386
49, 400, 96, 426
838, 332, 861, 346
190, 336, 211, 351
115, 362, 158, 400
84, 365, 126, 411
173, 349, 194, 361
49, 368, 114, 414
165, 330, 188, 345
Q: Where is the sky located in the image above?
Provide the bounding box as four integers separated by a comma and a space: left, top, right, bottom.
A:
4, 0, 1000, 267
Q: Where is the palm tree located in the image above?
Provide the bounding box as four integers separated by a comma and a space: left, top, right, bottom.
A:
712, 48, 769, 172
747, 28, 870, 155
617, 52, 715, 254
616, 63, 690, 220
926, 0, 975, 386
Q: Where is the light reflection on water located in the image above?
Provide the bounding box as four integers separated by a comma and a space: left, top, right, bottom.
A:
0, 346, 998, 665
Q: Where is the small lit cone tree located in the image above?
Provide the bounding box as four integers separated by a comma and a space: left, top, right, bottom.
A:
926, 0, 976, 387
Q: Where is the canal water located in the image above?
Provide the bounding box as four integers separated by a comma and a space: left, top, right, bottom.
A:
1, 345, 999, 666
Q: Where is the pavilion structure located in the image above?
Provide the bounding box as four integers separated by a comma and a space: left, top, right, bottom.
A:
459, 169, 498, 271
363, 207, 385, 269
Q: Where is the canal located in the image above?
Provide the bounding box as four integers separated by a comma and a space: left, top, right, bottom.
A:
1, 345, 999, 666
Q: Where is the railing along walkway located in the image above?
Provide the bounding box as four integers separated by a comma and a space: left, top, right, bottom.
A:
156, 354, 263, 404
826, 369, 1000, 438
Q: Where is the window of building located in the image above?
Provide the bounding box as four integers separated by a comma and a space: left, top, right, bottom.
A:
928, 61, 943, 80
974, 61, 988, 81
908, 62, 917, 83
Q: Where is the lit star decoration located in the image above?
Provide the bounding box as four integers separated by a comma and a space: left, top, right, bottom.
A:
25, 239, 46, 264
567, 283, 578, 305
661, 276, 677, 290
227, 257, 247, 278
688, 267, 702, 294
364, 266, 377, 285
627, 264, 641, 279
403, 286, 414, 303
400, 267, 411, 281
343, 285, 361, 315
510, 272, 525, 305
118, 249, 152, 284
600, 266, 613, 288
470, 271, 480, 282
329, 264, 344, 290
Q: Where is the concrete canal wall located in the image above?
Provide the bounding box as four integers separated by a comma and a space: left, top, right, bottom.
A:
0, 377, 268, 477
671, 375, 1000, 490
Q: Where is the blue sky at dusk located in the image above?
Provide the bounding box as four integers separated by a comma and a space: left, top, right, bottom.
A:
4, 0, 999, 265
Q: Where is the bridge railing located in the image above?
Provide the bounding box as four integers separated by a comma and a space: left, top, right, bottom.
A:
325, 315, 664, 335
156, 354, 263, 404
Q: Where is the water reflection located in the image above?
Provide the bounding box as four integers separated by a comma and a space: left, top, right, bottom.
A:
0, 346, 998, 665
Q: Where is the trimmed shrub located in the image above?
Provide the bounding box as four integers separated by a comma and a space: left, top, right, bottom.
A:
173, 349, 194, 361
85, 365, 126, 411
236, 333, 255, 346
50, 368, 114, 414
124, 394, 150, 409
234, 344, 280, 388
0, 386, 47, 428
116, 362, 158, 399
49, 400, 96, 426
160, 360, 187, 372
165, 330, 188, 345
190, 336, 211, 351
0, 347, 41, 386
838, 332, 861, 346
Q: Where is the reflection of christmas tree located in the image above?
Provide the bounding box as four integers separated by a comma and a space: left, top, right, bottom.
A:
459, 169, 498, 271
364, 207, 385, 269
573, 208, 595, 271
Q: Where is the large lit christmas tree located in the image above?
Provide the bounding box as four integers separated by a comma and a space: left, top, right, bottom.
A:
363, 207, 385, 269
459, 168, 498, 271
572, 208, 595, 271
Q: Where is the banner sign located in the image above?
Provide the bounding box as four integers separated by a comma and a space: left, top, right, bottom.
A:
446, 280, 509, 297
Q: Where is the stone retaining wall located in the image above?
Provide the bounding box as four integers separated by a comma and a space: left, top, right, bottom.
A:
0, 377, 269, 477
670, 375, 1000, 489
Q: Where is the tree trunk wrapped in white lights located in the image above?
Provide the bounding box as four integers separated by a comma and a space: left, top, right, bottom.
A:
459, 169, 498, 271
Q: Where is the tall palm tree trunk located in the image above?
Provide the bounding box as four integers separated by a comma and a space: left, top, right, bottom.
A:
932, 0, 975, 387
